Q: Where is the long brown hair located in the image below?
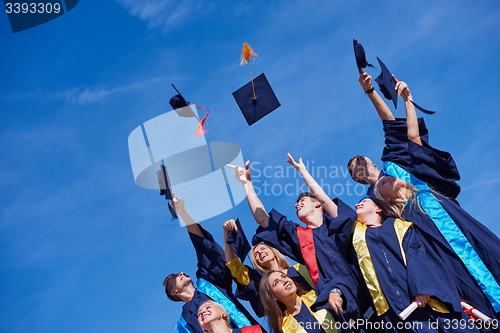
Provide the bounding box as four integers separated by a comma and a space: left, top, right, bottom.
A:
250, 243, 291, 273
258, 270, 305, 333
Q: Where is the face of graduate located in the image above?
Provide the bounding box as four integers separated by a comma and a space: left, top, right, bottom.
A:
253, 244, 276, 268
349, 156, 376, 183
170, 272, 192, 295
376, 176, 407, 201
295, 196, 321, 222
268, 271, 296, 302
355, 198, 382, 223
197, 302, 225, 329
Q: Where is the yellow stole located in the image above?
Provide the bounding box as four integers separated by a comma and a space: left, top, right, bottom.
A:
293, 263, 315, 289
226, 257, 252, 285
353, 219, 449, 316
282, 290, 338, 333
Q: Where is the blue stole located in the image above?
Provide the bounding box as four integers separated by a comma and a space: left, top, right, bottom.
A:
175, 278, 252, 332
175, 315, 193, 333
384, 161, 500, 311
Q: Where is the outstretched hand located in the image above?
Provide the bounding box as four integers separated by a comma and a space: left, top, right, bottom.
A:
223, 219, 238, 233
286, 153, 305, 171
171, 192, 186, 213
226, 160, 251, 184
358, 68, 373, 91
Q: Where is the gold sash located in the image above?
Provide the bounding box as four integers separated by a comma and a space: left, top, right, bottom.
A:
226, 257, 251, 286
293, 263, 315, 289
353, 219, 449, 316
282, 290, 337, 333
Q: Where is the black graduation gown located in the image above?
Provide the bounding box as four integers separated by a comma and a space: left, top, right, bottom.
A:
378, 120, 500, 317
227, 225, 313, 317
252, 207, 371, 320
323, 200, 479, 333
179, 226, 259, 333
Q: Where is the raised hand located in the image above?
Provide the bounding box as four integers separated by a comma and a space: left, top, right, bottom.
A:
286, 153, 305, 171
171, 192, 186, 213
223, 219, 238, 233
393, 75, 411, 101
226, 160, 251, 184
358, 68, 373, 92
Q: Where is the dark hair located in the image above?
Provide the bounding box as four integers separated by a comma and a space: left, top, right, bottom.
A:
347, 156, 356, 178
365, 197, 399, 221
259, 270, 305, 333
347, 156, 369, 185
296, 192, 318, 202
163, 273, 183, 302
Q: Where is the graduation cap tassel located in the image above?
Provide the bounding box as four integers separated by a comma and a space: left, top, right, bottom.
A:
195, 106, 210, 137
249, 63, 256, 100
410, 100, 436, 115
240, 43, 258, 100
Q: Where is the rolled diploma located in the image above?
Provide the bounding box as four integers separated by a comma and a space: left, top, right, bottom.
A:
461, 302, 492, 322
399, 302, 418, 320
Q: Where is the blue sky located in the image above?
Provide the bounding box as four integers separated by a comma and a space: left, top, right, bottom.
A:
1, 1, 500, 332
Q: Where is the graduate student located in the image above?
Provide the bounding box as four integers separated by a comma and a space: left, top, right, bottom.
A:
223, 219, 313, 317
347, 69, 429, 185
197, 301, 264, 333
163, 194, 259, 333
226, 157, 370, 322
347, 69, 500, 318
370, 79, 500, 319
259, 270, 337, 333
320, 196, 481, 333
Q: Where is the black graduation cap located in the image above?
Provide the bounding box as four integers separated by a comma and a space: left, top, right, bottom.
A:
375, 58, 435, 114
375, 57, 398, 109
226, 218, 251, 260
353, 39, 374, 74
169, 84, 188, 110
156, 165, 178, 220
232, 73, 281, 126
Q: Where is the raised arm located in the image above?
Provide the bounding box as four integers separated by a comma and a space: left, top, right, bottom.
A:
286, 153, 338, 217
394, 76, 422, 146
226, 161, 270, 228
223, 219, 238, 263
172, 193, 205, 238
359, 69, 395, 121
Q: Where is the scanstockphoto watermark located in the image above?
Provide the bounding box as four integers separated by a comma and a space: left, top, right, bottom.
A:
250, 161, 365, 197
290, 318, 498, 331
3, 1, 80, 33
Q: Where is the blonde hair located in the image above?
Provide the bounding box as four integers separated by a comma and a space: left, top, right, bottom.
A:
198, 300, 230, 325
250, 243, 290, 273
373, 178, 427, 218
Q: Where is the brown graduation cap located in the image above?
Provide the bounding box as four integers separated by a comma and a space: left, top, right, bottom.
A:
232, 73, 281, 126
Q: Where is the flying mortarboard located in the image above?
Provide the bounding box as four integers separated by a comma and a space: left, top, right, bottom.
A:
157, 165, 178, 220
169, 90, 188, 110
375, 58, 435, 114
353, 39, 374, 74
233, 73, 281, 126
233, 43, 281, 126
169, 85, 210, 135
375, 57, 398, 109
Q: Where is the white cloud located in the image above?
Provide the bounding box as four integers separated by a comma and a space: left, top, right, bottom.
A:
57, 77, 169, 105
1, 77, 169, 106
116, 0, 207, 30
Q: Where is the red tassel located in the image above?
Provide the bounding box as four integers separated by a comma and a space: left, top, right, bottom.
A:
195, 107, 210, 137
